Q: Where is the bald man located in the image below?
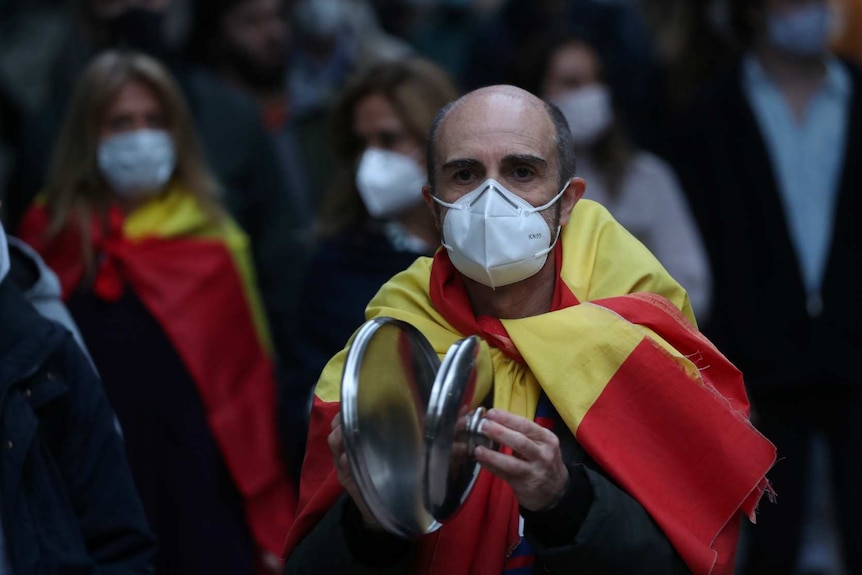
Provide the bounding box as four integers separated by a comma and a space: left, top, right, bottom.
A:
282, 86, 774, 575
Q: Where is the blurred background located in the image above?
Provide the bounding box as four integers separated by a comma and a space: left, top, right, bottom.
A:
1, 1, 859, 574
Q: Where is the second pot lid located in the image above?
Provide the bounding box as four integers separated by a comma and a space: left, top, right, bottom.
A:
424, 335, 495, 522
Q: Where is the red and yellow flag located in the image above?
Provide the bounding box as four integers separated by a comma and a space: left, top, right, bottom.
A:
19, 187, 296, 555
283, 199, 774, 574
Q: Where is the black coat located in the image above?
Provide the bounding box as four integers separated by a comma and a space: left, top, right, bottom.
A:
672, 58, 862, 397
0, 278, 155, 574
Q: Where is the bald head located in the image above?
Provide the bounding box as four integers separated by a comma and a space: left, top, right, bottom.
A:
426, 84, 576, 193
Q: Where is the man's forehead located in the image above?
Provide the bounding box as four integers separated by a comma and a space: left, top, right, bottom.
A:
437, 88, 554, 163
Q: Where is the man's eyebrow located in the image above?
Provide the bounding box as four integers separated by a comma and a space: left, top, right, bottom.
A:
441, 158, 482, 171
501, 154, 547, 169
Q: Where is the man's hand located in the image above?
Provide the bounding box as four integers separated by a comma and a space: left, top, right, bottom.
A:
473, 409, 569, 511
328, 412, 384, 530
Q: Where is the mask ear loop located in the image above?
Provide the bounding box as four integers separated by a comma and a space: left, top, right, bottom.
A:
529, 181, 568, 258
526, 181, 569, 214
532, 225, 562, 259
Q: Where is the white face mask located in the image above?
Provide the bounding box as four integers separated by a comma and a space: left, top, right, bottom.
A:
767, 2, 833, 57
98, 129, 176, 198
552, 84, 613, 146
431, 178, 567, 289
355, 149, 427, 218
0, 219, 9, 284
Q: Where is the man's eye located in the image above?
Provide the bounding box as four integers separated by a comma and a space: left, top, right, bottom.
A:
513, 167, 534, 179
455, 169, 474, 182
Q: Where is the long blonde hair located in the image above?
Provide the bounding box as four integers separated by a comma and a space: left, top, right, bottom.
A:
40, 50, 222, 248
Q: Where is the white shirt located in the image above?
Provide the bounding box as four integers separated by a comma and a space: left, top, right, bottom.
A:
742, 55, 850, 304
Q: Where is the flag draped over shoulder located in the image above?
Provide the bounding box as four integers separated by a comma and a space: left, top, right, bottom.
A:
18, 187, 296, 555
284, 199, 774, 575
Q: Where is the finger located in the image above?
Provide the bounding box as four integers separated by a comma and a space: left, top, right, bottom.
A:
479, 418, 544, 461
485, 409, 557, 442
331, 411, 342, 430
328, 423, 344, 458
337, 452, 353, 479
474, 445, 532, 480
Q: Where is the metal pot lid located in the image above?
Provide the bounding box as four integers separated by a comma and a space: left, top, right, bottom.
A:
423, 335, 496, 522
340, 317, 442, 538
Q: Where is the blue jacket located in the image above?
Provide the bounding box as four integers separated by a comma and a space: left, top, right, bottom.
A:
0, 278, 155, 574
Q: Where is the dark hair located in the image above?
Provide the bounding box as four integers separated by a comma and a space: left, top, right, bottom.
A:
543, 100, 578, 188
726, 0, 766, 48
426, 94, 576, 195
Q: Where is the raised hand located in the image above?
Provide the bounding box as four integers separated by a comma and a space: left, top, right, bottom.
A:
473, 408, 569, 511
328, 412, 383, 530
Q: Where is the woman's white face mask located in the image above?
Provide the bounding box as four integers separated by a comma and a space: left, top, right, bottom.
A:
552, 84, 613, 146
430, 178, 567, 289
98, 129, 176, 198
355, 148, 427, 218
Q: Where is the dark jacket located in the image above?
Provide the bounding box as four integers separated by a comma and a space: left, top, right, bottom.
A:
280, 227, 426, 478
283, 405, 691, 575
0, 278, 155, 574
672, 58, 862, 397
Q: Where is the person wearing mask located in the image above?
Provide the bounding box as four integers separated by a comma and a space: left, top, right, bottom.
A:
673, 0, 862, 572
280, 58, 459, 477
187, 0, 334, 249
8, 0, 301, 366
523, 32, 712, 321
17, 51, 294, 575
0, 213, 155, 574
282, 84, 775, 575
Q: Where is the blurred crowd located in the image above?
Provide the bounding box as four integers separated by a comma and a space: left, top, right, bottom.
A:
0, 0, 860, 574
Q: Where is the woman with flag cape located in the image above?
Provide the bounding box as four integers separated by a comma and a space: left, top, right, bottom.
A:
18, 51, 295, 574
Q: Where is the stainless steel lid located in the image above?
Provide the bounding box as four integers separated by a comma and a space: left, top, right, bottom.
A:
340, 317, 441, 538
424, 336, 495, 522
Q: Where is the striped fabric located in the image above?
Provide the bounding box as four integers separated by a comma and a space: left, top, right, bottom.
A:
283, 200, 774, 575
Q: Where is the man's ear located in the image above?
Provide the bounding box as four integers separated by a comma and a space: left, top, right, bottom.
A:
558, 177, 586, 227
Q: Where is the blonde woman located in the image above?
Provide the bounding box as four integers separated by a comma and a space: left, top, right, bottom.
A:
19, 50, 293, 575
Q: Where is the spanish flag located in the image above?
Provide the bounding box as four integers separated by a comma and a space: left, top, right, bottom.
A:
18, 187, 296, 556
283, 199, 774, 575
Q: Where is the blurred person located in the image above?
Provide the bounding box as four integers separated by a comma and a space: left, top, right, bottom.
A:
8, 0, 301, 364
188, 0, 334, 244
283, 84, 775, 575
525, 32, 712, 320
674, 0, 862, 572
280, 57, 458, 477
635, 0, 741, 159
288, 0, 412, 117
462, 0, 655, 126
0, 210, 155, 574
16, 51, 295, 575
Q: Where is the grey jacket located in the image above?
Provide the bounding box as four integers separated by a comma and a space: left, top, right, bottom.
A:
6, 236, 89, 357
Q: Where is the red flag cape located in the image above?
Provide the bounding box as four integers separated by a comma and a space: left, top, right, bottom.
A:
18, 188, 296, 555
283, 200, 775, 574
